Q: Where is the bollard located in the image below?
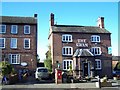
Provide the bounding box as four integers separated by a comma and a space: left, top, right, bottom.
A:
96, 76, 101, 88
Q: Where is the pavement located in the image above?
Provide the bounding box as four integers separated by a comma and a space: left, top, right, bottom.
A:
1, 76, 120, 90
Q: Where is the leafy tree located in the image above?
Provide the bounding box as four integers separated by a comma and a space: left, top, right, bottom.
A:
0, 61, 14, 76
44, 46, 52, 72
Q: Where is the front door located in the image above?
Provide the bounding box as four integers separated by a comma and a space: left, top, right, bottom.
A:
83, 63, 88, 77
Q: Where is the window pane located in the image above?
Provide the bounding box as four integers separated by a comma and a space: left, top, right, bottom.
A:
0, 25, 6, 33
11, 38, 17, 48
64, 61, 66, 69
0, 38, 5, 48
11, 25, 17, 34
24, 25, 30, 34
24, 39, 30, 49
66, 36, 68, 41
67, 61, 69, 69
63, 36, 65, 41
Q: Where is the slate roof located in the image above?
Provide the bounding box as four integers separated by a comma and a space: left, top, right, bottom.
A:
0, 16, 37, 24
51, 25, 111, 34
73, 49, 94, 57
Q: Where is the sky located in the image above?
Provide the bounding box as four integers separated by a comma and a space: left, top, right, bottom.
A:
1, 2, 118, 62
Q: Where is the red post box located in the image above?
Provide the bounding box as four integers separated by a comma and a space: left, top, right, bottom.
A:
55, 69, 62, 84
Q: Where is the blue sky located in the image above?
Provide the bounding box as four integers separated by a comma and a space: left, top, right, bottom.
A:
1, 2, 118, 61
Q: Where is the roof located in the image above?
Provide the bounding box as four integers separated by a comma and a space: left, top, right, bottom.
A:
51, 25, 111, 34
0, 16, 37, 24
73, 49, 94, 57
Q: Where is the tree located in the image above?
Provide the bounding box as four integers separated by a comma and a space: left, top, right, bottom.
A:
0, 61, 14, 76
44, 46, 52, 72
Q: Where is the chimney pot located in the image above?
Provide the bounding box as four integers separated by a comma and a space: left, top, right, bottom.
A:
34, 14, 37, 18
97, 17, 104, 28
50, 13, 54, 26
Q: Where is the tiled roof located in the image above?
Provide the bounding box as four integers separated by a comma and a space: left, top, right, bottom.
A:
73, 49, 94, 57
0, 16, 37, 24
51, 25, 111, 34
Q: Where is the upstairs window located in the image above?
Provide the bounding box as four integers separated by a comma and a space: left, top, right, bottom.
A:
0, 38, 5, 49
24, 25, 30, 34
0, 25, 6, 34
91, 35, 100, 42
95, 59, 101, 70
24, 38, 30, 49
62, 34, 72, 42
62, 46, 73, 56
10, 38, 17, 49
91, 47, 101, 55
11, 25, 18, 34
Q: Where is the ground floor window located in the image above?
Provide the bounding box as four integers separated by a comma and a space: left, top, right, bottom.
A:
95, 59, 101, 70
9, 54, 20, 64
63, 60, 73, 70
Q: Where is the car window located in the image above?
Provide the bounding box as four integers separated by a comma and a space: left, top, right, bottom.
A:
38, 69, 48, 72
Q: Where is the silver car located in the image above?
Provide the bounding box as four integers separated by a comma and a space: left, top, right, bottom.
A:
35, 67, 49, 80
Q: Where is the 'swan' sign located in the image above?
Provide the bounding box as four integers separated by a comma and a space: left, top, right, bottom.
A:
76, 39, 88, 47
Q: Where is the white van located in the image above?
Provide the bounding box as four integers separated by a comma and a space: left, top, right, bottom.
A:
35, 67, 49, 80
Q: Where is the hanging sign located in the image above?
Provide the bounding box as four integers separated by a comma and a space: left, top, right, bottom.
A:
108, 47, 112, 54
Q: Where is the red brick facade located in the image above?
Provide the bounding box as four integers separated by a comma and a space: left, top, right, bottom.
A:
48, 13, 112, 78
0, 15, 37, 72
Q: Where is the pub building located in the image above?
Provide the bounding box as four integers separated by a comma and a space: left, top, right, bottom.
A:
48, 13, 112, 78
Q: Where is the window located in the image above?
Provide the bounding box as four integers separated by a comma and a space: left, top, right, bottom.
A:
62, 46, 73, 56
24, 38, 30, 49
63, 60, 73, 70
62, 34, 72, 42
0, 25, 6, 34
91, 35, 100, 42
24, 25, 30, 34
91, 47, 101, 55
9, 54, 20, 64
11, 25, 18, 34
0, 38, 5, 48
11, 38, 17, 48
95, 59, 101, 70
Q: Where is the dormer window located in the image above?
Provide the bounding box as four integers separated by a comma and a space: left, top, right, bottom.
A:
91, 35, 100, 42
62, 34, 72, 42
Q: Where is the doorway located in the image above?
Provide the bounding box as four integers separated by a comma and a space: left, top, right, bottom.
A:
83, 63, 88, 77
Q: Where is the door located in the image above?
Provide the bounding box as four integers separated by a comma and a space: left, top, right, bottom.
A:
83, 63, 88, 77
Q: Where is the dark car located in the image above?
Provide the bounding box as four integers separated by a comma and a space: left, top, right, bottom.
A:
113, 70, 120, 77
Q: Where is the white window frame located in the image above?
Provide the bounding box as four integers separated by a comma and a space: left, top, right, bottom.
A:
0, 38, 5, 49
91, 35, 100, 42
10, 38, 17, 49
63, 60, 73, 70
95, 59, 101, 70
91, 47, 101, 55
62, 34, 72, 42
11, 25, 18, 34
9, 54, 20, 64
0, 25, 6, 34
24, 38, 30, 49
24, 25, 30, 34
62, 46, 73, 56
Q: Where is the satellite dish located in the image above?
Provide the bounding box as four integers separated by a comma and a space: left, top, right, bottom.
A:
21, 62, 27, 67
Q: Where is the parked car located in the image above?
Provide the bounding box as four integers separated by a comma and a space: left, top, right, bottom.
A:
35, 67, 49, 80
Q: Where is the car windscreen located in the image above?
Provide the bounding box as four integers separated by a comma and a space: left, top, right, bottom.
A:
38, 69, 48, 72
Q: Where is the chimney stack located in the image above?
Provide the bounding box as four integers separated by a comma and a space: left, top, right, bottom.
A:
97, 17, 104, 28
34, 14, 37, 18
50, 13, 54, 26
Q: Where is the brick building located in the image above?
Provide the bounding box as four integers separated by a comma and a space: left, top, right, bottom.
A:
48, 13, 112, 78
0, 14, 37, 72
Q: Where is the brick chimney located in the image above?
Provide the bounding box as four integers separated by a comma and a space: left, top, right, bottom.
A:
50, 13, 54, 26
34, 14, 37, 19
97, 17, 104, 28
